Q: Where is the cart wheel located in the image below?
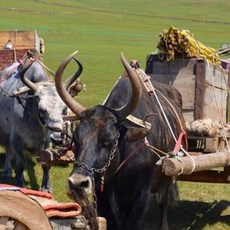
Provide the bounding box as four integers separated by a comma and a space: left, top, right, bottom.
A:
0, 190, 52, 230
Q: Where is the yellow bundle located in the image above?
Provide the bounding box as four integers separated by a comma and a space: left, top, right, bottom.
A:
157, 26, 221, 64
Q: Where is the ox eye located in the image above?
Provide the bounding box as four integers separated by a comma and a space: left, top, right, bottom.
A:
63, 107, 67, 115
39, 108, 48, 117
103, 138, 112, 147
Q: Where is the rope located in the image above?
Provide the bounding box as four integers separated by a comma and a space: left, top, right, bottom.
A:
138, 68, 188, 148
114, 141, 145, 174
180, 147, 196, 174
139, 69, 177, 142
137, 68, 196, 174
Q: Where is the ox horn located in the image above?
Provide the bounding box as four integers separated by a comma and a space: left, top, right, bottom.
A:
64, 58, 83, 89
19, 62, 38, 92
117, 52, 142, 119
55, 51, 86, 117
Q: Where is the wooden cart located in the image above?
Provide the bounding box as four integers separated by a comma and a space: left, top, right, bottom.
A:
145, 54, 230, 183
0, 30, 43, 72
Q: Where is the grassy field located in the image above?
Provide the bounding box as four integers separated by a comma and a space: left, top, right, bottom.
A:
0, 0, 230, 229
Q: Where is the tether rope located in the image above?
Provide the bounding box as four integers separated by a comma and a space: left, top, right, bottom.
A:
138, 68, 181, 144
137, 68, 196, 174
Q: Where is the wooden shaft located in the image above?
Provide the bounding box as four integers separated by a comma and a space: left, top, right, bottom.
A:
162, 151, 230, 176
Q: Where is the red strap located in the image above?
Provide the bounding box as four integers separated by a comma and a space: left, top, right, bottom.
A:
173, 131, 187, 153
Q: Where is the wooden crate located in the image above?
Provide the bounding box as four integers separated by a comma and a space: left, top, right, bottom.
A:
145, 54, 230, 123
0, 30, 40, 71
0, 30, 39, 50
0, 49, 29, 71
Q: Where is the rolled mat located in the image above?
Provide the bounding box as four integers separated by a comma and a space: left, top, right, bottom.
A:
0, 184, 82, 218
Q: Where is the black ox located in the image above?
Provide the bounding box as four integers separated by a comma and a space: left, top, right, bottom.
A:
55, 52, 186, 230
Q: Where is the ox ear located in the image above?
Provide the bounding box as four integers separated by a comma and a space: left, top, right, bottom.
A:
125, 127, 149, 142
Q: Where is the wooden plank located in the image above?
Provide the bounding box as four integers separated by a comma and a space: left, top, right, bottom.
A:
182, 110, 195, 123
205, 64, 228, 90
204, 137, 218, 152
145, 55, 198, 122
201, 61, 228, 122
203, 86, 228, 121
194, 60, 206, 120
0, 30, 39, 50
173, 69, 195, 110
0, 49, 29, 71
145, 55, 230, 123
162, 151, 230, 176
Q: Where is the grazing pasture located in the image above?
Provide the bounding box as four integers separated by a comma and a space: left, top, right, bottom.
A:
0, 0, 229, 229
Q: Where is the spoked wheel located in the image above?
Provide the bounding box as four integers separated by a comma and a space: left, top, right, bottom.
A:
0, 190, 52, 230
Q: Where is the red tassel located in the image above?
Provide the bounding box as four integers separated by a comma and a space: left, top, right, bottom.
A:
100, 184, 104, 192
100, 176, 105, 192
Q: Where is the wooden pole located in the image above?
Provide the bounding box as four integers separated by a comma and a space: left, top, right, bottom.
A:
162, 151, 230, 176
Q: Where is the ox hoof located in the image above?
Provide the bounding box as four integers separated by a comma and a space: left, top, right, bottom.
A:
41, 187, 52, 193
0, 172, 13, 180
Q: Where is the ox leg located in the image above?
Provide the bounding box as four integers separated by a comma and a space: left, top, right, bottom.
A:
123, 189, 152, 230
158, 179, 178, 230
11, 136, 26, 187
41, 164, 51, 193
104, 191, 122, 230
159, 203, 169, 230
1, 145, 13, 180
14, 152, 26, 187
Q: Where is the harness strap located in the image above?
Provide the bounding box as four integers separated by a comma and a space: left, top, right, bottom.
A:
154, 88, 188, 151
173, 131, 186, 153
114, 141, 146, 175
133, 67, 188, 152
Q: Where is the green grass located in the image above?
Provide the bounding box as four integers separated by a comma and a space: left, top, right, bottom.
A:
0, 1, 229, 108
0, 0, 230, 229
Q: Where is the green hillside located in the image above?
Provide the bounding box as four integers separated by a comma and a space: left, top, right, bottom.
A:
0, 0, 229, 105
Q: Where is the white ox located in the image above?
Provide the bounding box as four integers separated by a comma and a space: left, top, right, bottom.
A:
0, 52, 69, 192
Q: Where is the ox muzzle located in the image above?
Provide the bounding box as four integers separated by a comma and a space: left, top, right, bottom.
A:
68, 171, 94, 201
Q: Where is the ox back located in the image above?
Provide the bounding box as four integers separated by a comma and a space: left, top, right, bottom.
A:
0, 60, 66, 191
68, 77, 185, 229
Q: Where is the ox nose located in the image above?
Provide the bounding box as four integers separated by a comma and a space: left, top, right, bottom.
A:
46, 123, 63, 132
68, 174, 92, 195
